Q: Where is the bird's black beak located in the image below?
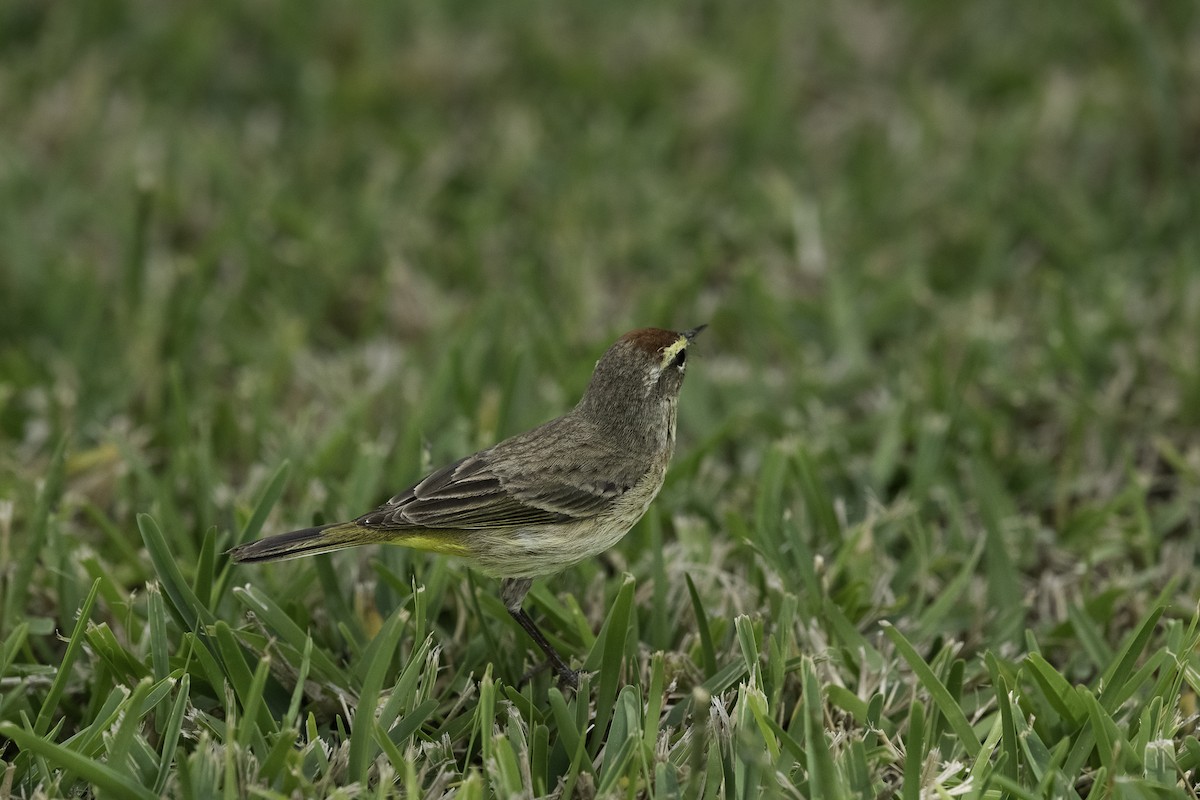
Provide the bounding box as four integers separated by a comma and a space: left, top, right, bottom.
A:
682, 324, 707, 342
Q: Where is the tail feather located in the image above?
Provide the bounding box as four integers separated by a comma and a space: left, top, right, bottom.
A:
227, 522, 385, 563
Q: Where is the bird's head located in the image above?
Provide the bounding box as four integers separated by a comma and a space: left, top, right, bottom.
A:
576, 325, 706, 444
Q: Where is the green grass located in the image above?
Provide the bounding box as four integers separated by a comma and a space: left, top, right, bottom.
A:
3, 0, 1200, 796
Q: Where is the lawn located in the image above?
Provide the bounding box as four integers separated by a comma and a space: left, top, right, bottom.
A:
2, 0, 1200, 797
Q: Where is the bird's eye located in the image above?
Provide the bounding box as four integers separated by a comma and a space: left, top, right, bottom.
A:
672, 349, 687, 369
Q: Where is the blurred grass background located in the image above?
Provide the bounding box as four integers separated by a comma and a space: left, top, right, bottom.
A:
2, 0, 1200, 796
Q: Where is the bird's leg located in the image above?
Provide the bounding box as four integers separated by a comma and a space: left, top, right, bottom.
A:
511, 608, 578, 689
501, 578, 579, 690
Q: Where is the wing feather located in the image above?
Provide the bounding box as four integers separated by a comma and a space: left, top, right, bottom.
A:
355, 422, 644, 532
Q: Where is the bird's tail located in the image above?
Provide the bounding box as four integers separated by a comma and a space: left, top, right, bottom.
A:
227, 522, 388, 563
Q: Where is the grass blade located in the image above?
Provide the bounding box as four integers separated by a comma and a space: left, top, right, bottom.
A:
2, 435, 67, 635
882, 622, 981, 758
0, 721, 159, 800
586, 574, 636, 757
138, 514, 213, 632
33, 578, 101, 736
347, 603, 408, 783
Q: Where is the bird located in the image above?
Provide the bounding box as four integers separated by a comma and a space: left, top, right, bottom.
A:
228, 325, 705, 688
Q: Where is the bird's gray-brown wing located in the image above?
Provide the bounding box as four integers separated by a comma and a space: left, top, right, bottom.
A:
355, 422, 644, 531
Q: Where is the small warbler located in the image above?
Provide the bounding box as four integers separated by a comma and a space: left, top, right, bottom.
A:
229, 325, 704, 687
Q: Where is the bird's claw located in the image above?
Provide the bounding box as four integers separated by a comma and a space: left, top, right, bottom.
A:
556, 666, 581, 691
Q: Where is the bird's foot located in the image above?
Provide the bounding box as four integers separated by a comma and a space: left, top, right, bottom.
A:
555, 665, 581, 691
